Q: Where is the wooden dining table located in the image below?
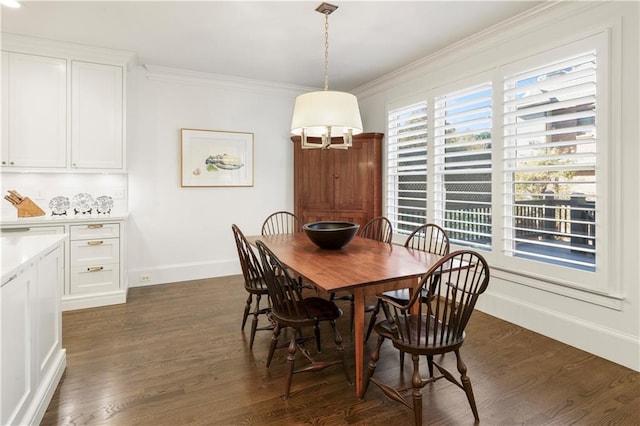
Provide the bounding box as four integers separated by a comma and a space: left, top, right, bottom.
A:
248, 232, 444, 398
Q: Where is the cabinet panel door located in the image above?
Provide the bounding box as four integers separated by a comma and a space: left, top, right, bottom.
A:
1, 52, 8, 164
1, 266, 34, 425
332, 143, 372, 211
4, 53, 67, 168
71, 61, 123, 169
295, 148, 334, 211
34, 246, 62, 383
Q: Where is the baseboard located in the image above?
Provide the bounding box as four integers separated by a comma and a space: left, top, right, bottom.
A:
128, 258, 239, 287
62, 290, 127, 311
477, 291, 640, 372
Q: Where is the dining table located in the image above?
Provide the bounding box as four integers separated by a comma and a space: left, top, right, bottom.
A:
248, 232, 444, 398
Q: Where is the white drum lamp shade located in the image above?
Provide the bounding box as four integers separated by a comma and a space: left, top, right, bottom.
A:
291, 90, 363, 139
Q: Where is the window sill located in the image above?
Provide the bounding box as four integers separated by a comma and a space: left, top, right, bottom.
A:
490, 266, 624, 310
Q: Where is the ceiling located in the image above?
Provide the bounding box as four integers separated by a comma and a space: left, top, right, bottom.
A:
1, 1, 546, 91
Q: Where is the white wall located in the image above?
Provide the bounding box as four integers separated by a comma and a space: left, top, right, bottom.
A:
354, 1, 639, 371
125, 66, 304, 286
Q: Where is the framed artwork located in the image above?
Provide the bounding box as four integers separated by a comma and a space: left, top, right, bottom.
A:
181, 128, 254, 187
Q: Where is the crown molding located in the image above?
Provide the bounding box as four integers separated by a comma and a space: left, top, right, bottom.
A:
1, 33, 136, 69
143, 64, 313, 97
354, 1, 600, 99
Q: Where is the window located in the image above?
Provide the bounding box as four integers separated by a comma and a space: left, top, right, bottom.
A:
434, 82, 493, 249
503, 52, 597, 272
386, 101, 428, 234
386, 33, 610, 295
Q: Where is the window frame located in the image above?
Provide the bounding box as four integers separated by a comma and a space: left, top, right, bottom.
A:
384, 30, 623, 308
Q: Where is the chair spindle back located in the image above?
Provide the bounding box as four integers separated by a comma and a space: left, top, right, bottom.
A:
261, 211, 303, 235
404, 223, 450, 256
389, 250, 490, 348
256, 240, 309, 321
231, 224, 266, 292
360, 216, 393, 243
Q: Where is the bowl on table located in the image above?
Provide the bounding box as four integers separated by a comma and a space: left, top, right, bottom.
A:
303, 221, 360, 250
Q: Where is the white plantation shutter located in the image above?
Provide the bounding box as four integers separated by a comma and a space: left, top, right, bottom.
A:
503, 51, 597, 271
387, 102, 428, 234
433, 82, 493, 249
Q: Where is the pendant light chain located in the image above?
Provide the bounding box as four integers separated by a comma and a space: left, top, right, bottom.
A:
323, 10, 330, 91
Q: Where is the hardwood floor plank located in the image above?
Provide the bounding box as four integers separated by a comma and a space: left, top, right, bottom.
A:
41, 276, 639, 425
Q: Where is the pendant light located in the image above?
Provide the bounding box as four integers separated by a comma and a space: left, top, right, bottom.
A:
290, 2, 363, 150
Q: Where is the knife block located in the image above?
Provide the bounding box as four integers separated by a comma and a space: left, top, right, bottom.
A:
13, 197, 46, 218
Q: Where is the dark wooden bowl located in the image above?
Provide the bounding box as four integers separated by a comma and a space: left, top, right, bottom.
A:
303, 221, 360, 250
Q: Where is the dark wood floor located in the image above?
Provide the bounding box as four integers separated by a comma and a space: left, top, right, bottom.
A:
42, 276, 639, 425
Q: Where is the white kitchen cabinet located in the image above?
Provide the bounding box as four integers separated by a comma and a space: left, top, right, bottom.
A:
1, 51, 67, 168
71, 61, 124, 169
1, 236, 66, 426
1, 34, 132, 171
0, 217, 127, 311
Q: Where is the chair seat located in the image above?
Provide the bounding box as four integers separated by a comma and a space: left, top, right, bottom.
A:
373, 315, 466, 355
304, 297, 342, 321
246, 277, 269, 294
272, 297, 342, 326
382, 288, 430, 305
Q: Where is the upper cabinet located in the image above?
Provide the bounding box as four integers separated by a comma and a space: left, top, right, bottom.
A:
71, 61, 123, 169
1, 52, 67, 168
1, 34, 134, 172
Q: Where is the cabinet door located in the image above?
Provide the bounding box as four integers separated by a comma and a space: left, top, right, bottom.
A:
295, 148, 335, 212
2, 52, 67, 168
1, 266, 35, 425
332, 143, 371, 211
71, 61, 123, 169
1, 52, 8, 164
34, 246, 62, 384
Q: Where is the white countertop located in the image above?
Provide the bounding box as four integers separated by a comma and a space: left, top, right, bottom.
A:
1, 234, 66, 285
1, 213, 128, 227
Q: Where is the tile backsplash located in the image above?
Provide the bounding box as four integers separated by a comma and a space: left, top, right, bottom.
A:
1, 172, 128, 220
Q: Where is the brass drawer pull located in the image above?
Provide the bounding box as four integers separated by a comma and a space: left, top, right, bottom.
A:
87, 240, 104, 246
87, 266, 104, 272
88, 224, 104, 229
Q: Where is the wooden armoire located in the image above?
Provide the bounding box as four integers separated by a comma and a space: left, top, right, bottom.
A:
292, 132, 383, 229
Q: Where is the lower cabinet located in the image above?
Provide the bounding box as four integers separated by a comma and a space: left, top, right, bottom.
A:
69, 223, 120, 295
1, 242, 66, 425
0, 218, 127, 311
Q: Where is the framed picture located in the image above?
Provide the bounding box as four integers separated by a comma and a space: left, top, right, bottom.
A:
181, 128, 254, 187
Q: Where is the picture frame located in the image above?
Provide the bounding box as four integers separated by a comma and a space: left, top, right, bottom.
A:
180, 128, 254, 187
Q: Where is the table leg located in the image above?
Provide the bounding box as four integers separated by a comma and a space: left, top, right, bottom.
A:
353, 287, 365, 398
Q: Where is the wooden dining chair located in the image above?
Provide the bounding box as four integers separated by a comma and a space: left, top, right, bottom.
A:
261, 211, 303, 235
330, 216, 393, 338
363, 250, 490, 425
261, 210, 316, 293
372, 223, 451, 355
256, 239, 351, 399
231, 224, 273, 350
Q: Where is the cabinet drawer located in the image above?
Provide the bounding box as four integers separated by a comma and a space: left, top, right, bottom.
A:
0, 225, 65, 236
70, 264, 119, 294
70, 223, 119, 240
70, 238, 119, 265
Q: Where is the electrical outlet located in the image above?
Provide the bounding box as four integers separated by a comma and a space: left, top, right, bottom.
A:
139, 274, 151, 282
114, 189, 125, 200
